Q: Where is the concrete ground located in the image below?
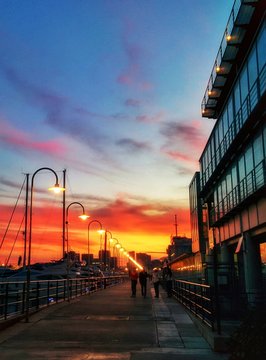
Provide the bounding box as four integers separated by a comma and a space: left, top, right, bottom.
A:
0, 280, 229, 359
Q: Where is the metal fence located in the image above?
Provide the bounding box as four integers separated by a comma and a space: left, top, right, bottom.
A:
172, 279, 215, 330
0, 275, 127, 322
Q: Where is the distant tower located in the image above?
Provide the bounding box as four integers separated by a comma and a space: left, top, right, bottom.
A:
174, 214, 178, 237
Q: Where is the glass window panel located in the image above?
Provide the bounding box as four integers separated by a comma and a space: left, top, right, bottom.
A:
248, 47, 258, 88
253, 133, 263, 166
232, 164, 238, 188
240, 65, 249, 103
227, 96, 234, 126
238, 154, 245, 181
202, 154, 206, 173
222, 177, 227, 198
226, 172, 232, 193
219, 119, 224, 144
215, 126, 219, 151
245, 145, 253, 174
214, 188, 218, 206
263, 124, 266, 156
257, 21, 266, 72
218, 183, 222, 203
234, 80, 241, 114
223, 109, 229, 136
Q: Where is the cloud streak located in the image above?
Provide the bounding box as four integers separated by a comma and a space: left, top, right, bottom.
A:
136, 111, 165, 123
159, 120, 206, 166
0, 118, 66, 156
116, 138, 151, 152
117, 20, 153, 91
160, 121, 205, 149
1, 66, 108, 155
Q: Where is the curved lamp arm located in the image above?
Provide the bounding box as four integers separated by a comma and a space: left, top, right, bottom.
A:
87, 220, 103, 266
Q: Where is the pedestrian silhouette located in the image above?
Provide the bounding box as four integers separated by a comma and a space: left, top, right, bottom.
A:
139, 268, 149, 298
152, 268, 160, 298
129, 268, 138, 297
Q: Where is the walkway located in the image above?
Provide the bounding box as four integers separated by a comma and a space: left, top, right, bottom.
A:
0, 280, 229, 359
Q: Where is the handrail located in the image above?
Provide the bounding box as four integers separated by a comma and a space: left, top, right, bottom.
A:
0, 275, 127, 322
172, 279, 215, 330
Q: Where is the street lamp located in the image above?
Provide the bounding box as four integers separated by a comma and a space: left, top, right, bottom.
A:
110, 237, 120, 270
103, 230, 112, 270
65, 202, 89, 301
26, 167, 65, 322
65, 202, 89, 258
87, 220, 104, 266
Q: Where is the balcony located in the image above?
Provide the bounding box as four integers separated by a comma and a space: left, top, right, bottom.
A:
201, 0, 259, 119
210, 159, 266, 225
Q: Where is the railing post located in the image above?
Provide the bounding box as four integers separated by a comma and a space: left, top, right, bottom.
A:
4, 283, 8, 320
36, 282, 40, 309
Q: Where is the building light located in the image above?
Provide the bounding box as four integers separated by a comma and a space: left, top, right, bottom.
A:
208, 90, 212, 96
216, 65, 221, 73
226, 34, 232, 42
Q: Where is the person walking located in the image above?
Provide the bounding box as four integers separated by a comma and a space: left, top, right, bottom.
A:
129, 268, 138, 297
164, 265, 173, 297
139, 268, 149, 298
152, 268, 160, 298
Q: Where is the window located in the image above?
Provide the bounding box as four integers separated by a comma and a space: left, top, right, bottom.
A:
240, 65, 249, 103
253, 133, 263, 166
234, 80, 241, 114
218, 119, 224, 144
238, 154, 245, 181
248, 47, 258, 88
263, 124, 266, 155
232, 164, 238, 189
227, 96, 234, 126
257, 21, 266, 72
245, 145, 253, 175
226, 172, 232, 193
231, 164, 238, 206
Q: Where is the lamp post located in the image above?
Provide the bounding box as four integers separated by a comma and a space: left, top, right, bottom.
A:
65, 202, 89, 301
110, 237, 120, 270
26, 167, 64, 322
66, 202, 89, 256
103, 230, 112, 271
87, 220, 104, 267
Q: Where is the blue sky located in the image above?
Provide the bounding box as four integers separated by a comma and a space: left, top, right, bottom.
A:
0, 0, 234, 263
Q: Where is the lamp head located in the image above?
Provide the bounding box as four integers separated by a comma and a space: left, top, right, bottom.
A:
48, 182, 65, 193
79, 214, 90, 221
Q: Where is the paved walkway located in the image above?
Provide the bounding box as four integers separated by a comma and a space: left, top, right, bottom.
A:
0, 280, 229, 359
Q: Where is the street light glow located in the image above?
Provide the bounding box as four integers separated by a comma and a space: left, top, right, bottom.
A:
48, 183, 65, 193
78, 214, 90, 220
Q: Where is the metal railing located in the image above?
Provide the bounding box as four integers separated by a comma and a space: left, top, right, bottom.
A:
172, 279, 214, 330
200, 62, 265, 192
210, 158, 266, 224
0, 275, 127, 322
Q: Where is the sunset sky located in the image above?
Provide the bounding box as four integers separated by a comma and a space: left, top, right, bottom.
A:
0, 0, 233, 266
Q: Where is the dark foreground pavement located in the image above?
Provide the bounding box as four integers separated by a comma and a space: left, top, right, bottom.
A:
0, 280, 229, 359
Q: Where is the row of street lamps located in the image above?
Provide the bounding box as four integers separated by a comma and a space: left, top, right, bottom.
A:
24, 166, 136, 321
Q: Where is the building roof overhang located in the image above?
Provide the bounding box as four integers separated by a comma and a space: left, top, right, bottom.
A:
201, 0, 260, 119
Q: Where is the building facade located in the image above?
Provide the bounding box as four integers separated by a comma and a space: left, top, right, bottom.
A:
192, 0, 265, 315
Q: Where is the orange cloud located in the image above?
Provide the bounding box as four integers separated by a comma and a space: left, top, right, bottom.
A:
0, 196, 191, 266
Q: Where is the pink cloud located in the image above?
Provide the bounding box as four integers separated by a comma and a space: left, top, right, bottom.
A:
160, 121, 205, 150
162, 148, 198, 165
0, 118, 66, 156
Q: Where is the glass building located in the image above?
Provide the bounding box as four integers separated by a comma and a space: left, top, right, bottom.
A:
191, 0, 265, 315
